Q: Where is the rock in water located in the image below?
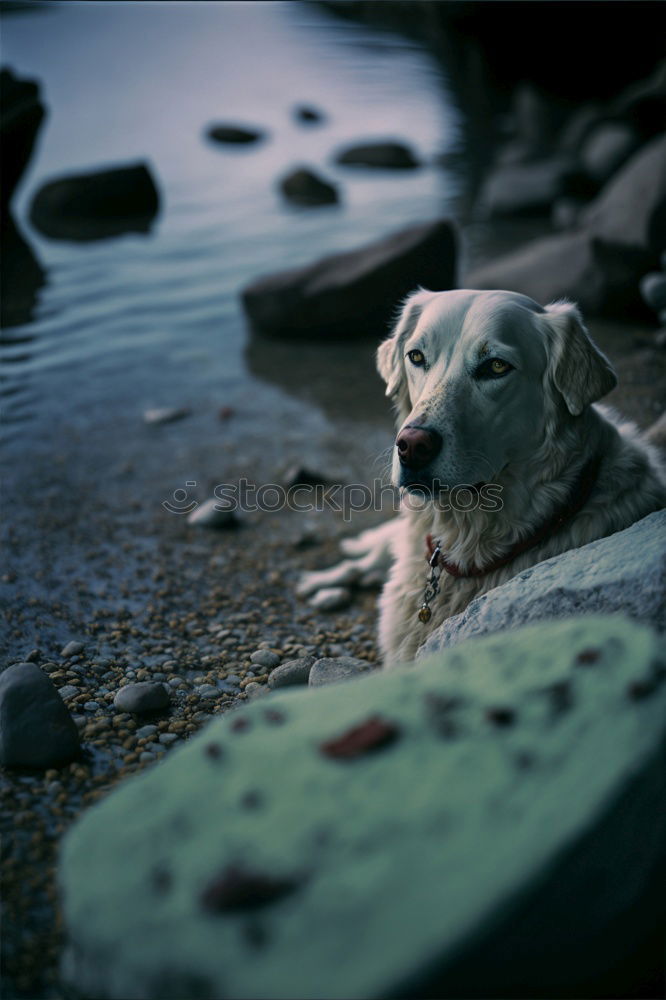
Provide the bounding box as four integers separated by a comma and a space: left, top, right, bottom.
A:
418, 509, 666, 658
241, 219, 456, 339
0, 663, 80, 768
293, 104, 326, 125
29, 161, 160, 241
60, 616, 666, 999
205, 123, 265, 145
278, 167, 338, 206
0, 67, 46, 211
334, 140, 419, 169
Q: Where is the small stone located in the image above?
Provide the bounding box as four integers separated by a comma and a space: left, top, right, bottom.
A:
61, 641, 85, 659
267, 657, 314, 689
250, 650, 280, 670
25, 649, 40, 663
196, 685, 220, 699
308, 587, 351, 612
136, 724, 158, 739
159, 733, 179, 745
244, 682, 268, 700
309, 657, 369, 687
58, 685, 79, 700
83, 701, 100, 712
143, 406, 190, 425
187, 498, 238, 530
113, 682, 170, 715
139, 751, 156, 764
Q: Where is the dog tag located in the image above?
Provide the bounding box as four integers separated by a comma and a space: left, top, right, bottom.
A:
418, 604, 432, 624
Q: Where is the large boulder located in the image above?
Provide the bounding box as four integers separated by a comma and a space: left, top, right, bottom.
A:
59, 615, 665, 999
241, 219, 457, 339
0, 663, 80, 768
29, 161, 160, 241
465, 229, 653, 318
0, 67, 46, 212
419, 509, 666, 658
581, 134, 666, 253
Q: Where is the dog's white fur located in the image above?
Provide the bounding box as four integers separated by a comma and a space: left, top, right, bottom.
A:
300, 289, 666, 667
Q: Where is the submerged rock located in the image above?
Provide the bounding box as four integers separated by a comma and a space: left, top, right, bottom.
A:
334, 140, 419, 169
60, 615, 666, 999
418, 509, 666, 657
242, 218, 456, 339
278, 167, 338, 206
0, 663, 80, 768
29, 161, 160, 242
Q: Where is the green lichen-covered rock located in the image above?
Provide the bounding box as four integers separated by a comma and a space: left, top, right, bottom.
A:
60, 616, 665, 1000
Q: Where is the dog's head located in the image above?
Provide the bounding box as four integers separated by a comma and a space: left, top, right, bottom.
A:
377, 288, 617, 492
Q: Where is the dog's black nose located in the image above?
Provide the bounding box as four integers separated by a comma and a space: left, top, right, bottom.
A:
396, 426, 442, 469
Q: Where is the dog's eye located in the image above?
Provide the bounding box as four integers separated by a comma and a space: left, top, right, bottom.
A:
477, 357, 513, 379
407, 350, 426, 367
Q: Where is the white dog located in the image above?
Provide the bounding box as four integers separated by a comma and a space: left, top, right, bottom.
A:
299, 289, 666, 667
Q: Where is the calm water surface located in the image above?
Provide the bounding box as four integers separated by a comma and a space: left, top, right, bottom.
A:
2, 1, 463, 451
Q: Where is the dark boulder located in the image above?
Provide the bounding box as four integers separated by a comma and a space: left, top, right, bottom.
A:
205, 123, 265, 145
0, 67, 46, 212
0, 663, 80, 768
241, 218, 456, 339
29, 161, 160, 242
334, 140, 419, 169
278, 167, 338, 206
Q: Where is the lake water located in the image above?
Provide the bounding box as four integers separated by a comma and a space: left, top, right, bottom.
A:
2, 0, 464, 449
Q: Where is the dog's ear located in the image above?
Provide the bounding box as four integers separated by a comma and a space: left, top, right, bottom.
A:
542, 300, 617, 416
377, 289, 435, 407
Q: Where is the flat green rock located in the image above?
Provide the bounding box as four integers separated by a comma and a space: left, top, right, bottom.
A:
60, 615, 665, 999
